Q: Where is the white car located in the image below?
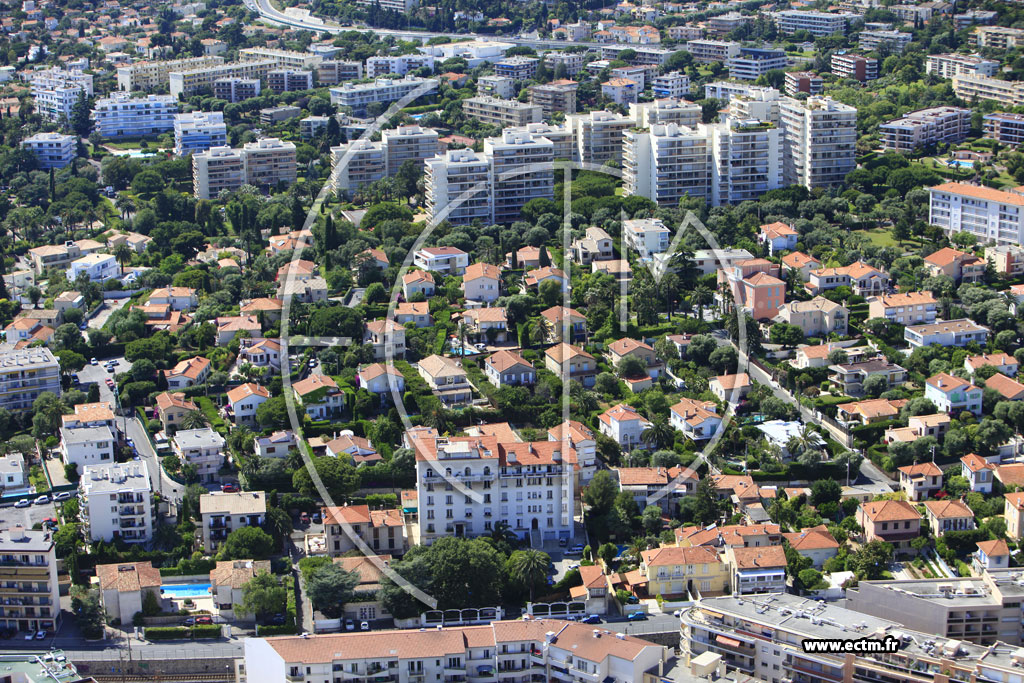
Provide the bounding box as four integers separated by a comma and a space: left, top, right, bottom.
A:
360, 621, 369, 631
90, 358, 98, 365
344, 619, 355, 631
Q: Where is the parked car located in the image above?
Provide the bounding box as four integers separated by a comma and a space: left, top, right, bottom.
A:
14, 499, 30, 508
360, 621, 369, 631
34, 631, 46, 640
625, 595, 639, 605
33, 495, 49, 505
312, 513, 321, 524
23, 632, 34, 640
90, 358, 98, 366
221, 483, 238, 493
627, 612, 647, 621
53, 492, 71, 502
183, 617, 196, 626
195, 616, 213, 625
344, 619, 355, 631
300, 512, 310, 524
581, 615, 601, 624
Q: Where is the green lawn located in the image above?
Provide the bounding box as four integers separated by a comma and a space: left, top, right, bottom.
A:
861, 227, 922, 249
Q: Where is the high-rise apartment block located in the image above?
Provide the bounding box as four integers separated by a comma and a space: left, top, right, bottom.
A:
0, 348, 61, 413
779, 96, 857, 189
173, 111, 228, 156
21, 132, 75, 169
624, 123, 711, 206
91, 92, 177, 138
831, 52, 879, 82
79, 461, 152, 544
774, 9, 858, 35
331, 139, 385, 192
929, 183, 1024, 246
0, 526, 59, 633
380, 124, 440, 175
213, 78, 261, 103
192, 138, 297, 199
630, 98, 702, 128
30, 68, 93, 123
528, 80, 578, 116
568, 109, 634, 165
484, 128, 555, 224
462, 96, 543, 127
117, 55, 224, 91
425, 148, 492, 226
169, 59, 276, 98
266, 69, 313, 93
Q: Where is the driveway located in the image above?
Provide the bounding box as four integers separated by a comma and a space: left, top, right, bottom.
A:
87, 298, 129, 331
124, 416, 183, 504
76, 356, 133, 407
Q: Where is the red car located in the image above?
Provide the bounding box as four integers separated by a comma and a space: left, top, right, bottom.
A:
221, 483, 238, 493
195, 616, 213, 625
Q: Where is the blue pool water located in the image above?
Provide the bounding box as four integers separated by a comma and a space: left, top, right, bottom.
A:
161, 583, 211, 599
946, 159, 974, 169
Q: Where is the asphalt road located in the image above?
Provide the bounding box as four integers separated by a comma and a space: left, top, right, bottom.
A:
124, 416, 184, 503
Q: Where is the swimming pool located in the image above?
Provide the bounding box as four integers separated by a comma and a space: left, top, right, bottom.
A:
945, 159, 974, 169
161, 583, 211, 599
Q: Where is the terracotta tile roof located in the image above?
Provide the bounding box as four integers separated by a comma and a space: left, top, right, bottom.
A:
155, 392, 197, 413
782, 251, 820, 270
96, 561, 161, 592
925, 247, 973, 268
985, 373, 1024, 400
210, 559, 271, 589
579, 564, 606, 589
641, 545, 720, 567
226, 382, 269, 404
463, 307, 507, 323
540, 305, 586, 323
670, 397, 718, 426
744, 271, 785, 287
545, 343, 593, 363
485, 350, 531, 373
924, 499, 974, 520
616, 466, 697, 486
977, 539, 1010, 557
961, 453, 995, 473
930, 182, 1024, 206
599, 403, 650, 425
966, 353, 1018, 371
997, 464, 1024, 488
860, 499, 920, 522
396, 302, 429, 317
165, 356, 211, 381
925, 372, 977, 393
871, 291, 937, 307
293, 373, 338, 397
760, 221, 798, 239
730, 545, 786, 570
783, 525, 839, 551
608, 338, 654, 356
403, 270, 434, 285
464, 262, 502, 281
712, 373, 750, 390
898, 462, 943, 478
359, 363, 402, 381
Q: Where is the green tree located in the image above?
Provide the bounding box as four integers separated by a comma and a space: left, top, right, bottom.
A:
849, 539, 893, 580
218, 526, 275, 560
583, 470, 617, 515
641, 415, 675, 450
810, 478, 841, 507
597, 542, 617, 568
642, 504, 663, 533
239, 571, 287, 621
179, 410, 209, 430
506, 549, 550, 602
693, 476, 719, 526
306, 563, 360, 619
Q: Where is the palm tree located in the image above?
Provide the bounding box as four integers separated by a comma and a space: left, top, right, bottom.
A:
490, 521, 518, 545
113, 242, 131, 270
691, 284, 712, 321
508, 549, 549, 603
180, 410, 210, 430
785, 424, 817, 460
641, 415, 675, 450
528, 319, 547, 346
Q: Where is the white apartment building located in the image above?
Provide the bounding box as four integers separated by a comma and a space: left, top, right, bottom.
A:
952, 74, 1024, 107
569, 109, 634, 165
91, 92, 177, 138
60, 425, 115, 470
0, 526, 60, 634
241, 620, 667, 683
860, 29, 913, 52
331, 139, 385, 192
651, 71, 690, 99
79, 461, 152, 544
544, 50, 586, 76
417, 39, 515, 67
0, 348, 61, 413
985, 113, 1024, 146
408, 427, 575, 545
213, 77, 261, 103
193, 146, 245, 199
381, 124, 439, 175
685, 39, 741, 63
528, 81, 578, 116
927, 53, 1000, 79
478, 74, 516, 99
484, 128, 554, 225
117, 55, 224, 91
66, 253, 120, 283
929, 182, 1024, 245
366, 54, 434, 78
726, 47, 788, 81
729, 87, 783, 124
243, 137, 297, 189
316, 60, 363, 85
779, 96, 857, 189
173, 427, 226, 483
880, 106, 971, 152
199, 491, 266, 552
354, 0, 416, 12
630, 98, 702, 128
976, 26, 1024, 49
239, 47, 322, 71
265, 69, 313, 93
30, 68, 93, 123
624, 123, 711, 206
831, 52, 879, 82
774, 9, 858, 35
173, 111, 227, 156
170, 59, 276, 98
623, 218, 671, 258
425, 148, 492, 226
704, 81, 779, 102
329, 76, 438, 116
707, 116, 784, 205
20, 132, 75, 169
462, 96, 543, 127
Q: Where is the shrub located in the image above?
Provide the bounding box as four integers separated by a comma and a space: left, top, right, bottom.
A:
192, 624, 221, 639
257, 624, 298, 636
144, 626, 191, 641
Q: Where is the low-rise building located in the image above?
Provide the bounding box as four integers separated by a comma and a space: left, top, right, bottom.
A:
199, 491, 266, 552
880, 107, 972, 152
80, 461, 151, 544
774, 297, 847, 336
905, 319, 989, 348
725, 545, 787, 595
857, 499, 922, 553
598, 403, 652, 450
829, 359, 907, 396
97, 561, 161, 625
544, 343, 596, 388
323, 505, 407, 557
210, 559, 271, 620
897, 461, 943, 501
173, 427, 226, 483
924, 499, 975, 536
640, 545, 728, 598
925, 371, 983, 415
292, 374, 345, 420
867, 291, 938, 326
20, 132, 75, 169
417, 355, 473, 406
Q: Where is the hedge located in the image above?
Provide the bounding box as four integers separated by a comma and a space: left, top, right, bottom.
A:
192, 624, 222, 639
144, 626, 191, 641
257, 624, 298, 636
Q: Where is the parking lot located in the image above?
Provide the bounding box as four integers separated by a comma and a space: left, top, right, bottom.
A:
76, 356, 133, 407
0, 497, 59, 529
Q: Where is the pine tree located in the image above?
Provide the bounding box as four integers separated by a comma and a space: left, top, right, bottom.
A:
538, 246, 550, 267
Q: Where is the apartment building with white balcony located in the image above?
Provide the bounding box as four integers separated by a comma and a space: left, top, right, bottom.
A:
193, 146, 245, 200
685, 39, 741, 63
927, 53, 1000, 79
66, 253, 120, 283
773, 9, 858, 35
173, 427, 226, 483
708, 116, 783, 205
650, 71, 691, 99
569, 109, 633, 165
0, 526, 59, 634
80, 462, 152, 544
199, 491, 266, 553
239, 47, 322, 71
984, 113, 1024, 146
366, 54, 435, 78
116, 55, 224, 91
20, 132, 75, 169
30, 68, 93, 123
408, 427, 574, 545
462, 96, 543, 127
484, 129, 554, 225
624, 123, 710, 207
213, 77, 261, 103
726, 47, 788, 81
543, 50, 586, 75
860, 29, 913, 52
528, 80, 578, 116
242, 620, 667, 683
317, 60, 363, 85
704, 81, 779, 102
831, 52, 878, 82
0, 348, 60, 413
929, 182, 1024, 246
329, 76, 438, 116
381, 124, 439, 175
332, 139, 384, 193
623, 218, 671, 259
243, 137, 297, 189
630, 98, 702, 128
169, 59, 276, 98
976, 25, 1024, 49
880, 106, 971, 153
867, 291, 938, 325
953, 74, 1024, 107
174, 111, 227, 156
91, 93, 177, 138
266, 69, 313, 93
478, 74, 516, 99
779, 96, 856, 189
425, 148, 492, 226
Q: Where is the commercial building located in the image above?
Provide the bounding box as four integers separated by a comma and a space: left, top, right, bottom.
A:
241, 620, 668, 683
685, 39, 741, 63
528, 80, 578, 116
265, 69, 312, 93
0, 526, 59, 633
462, 96, 543, 127
79, 461, 152, 544
213, 77, 261, 103
173, 111, 227, 156
425, 148, 491, 226
0, 348, 60, 413
366, 54, 435, 78
169, 59, 276, 98
407, 426, 574, 545
116, 55, 224, 91
860, 29, 913, 52
774, 9, 858, 35
91, 92, 176, 138
880, 106, 972, 152
30, 68, 93, 123
927, 53, 1000, 79
984, 112, 1024, 145
329, 75, 438, 116
779, 96, 857, 189
238, 47, 321, 71
929, 182, 1024, 245
953, 74, 1024, 107
199, 491, 266, 553
726, 47, 788, 81
831, 51, 878, 82
20, 132, 75, 169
